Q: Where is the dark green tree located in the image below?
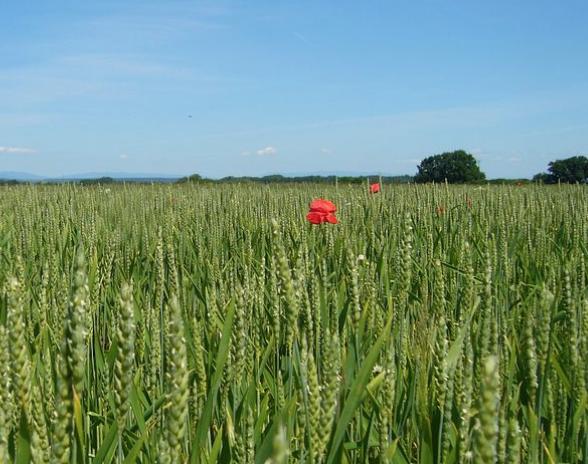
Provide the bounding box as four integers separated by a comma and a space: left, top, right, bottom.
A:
532, 172, 551, 184
414, 150, 485, 183
545, 156, 588, 183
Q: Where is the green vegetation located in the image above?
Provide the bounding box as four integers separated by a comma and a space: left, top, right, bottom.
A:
534, 155, 588, 184
0, 182, 586, 463
414, 150, 486, 184
177, 174, 413, 184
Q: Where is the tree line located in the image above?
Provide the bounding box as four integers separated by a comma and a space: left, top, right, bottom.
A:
412, 150, 587, 184
3, 153, 586, 186
180, 151, 586, 185
177, 173, 413, 184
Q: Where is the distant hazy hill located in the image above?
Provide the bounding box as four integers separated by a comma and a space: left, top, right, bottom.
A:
52, 172, 181, 181
0, 171, 45, 181
0, 172, 181, 182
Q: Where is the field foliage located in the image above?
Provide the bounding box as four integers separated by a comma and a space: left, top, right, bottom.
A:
0, 183, 586, 463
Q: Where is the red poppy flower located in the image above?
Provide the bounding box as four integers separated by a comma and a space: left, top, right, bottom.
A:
307, 198, 338, 224
309, 199, 336, 214
435, 205, 445, 216
370, 183, 380, 193
306, 211, 338, 224
324, 213, 338, 224
306, 211, 325, 224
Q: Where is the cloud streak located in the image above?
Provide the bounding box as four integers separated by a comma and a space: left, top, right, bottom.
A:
293, 31, 312, 45
0, 146, 36, 154
256, 146, 277, 156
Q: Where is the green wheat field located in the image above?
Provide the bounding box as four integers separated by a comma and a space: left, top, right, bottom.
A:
0, 182, 586, 463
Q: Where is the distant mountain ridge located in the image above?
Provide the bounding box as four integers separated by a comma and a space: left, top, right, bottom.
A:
0, 171, 46, 181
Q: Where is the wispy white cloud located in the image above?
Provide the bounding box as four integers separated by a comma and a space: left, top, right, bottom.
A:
0, 113, 52, 126
241, 147, 277, 156
0, 146, 36, 154
293, 31, 312, 45
199, 88, 588, 141
120, 154, 128, 159
56, 53, 202, 80
320, 148, 332, 154
476, 152, 523, 163
0, 56, 234, 107
85, 7, 230, 41
256, 146, 277, 156
0, 4, 237, 106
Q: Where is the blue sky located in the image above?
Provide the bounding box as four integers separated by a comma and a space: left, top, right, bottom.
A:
1, 1, 587, 178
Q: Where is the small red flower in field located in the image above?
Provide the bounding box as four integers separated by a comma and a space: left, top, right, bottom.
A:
306, 211, 324, 224
370, 183, 381, 193
324, 213, 338, 224
466, 197, 473, 209
516, 181, 523, 187
309, 198, 336, 214
435, 205, 445, 216
307, 198, 338, 224
306, 211, 338, 224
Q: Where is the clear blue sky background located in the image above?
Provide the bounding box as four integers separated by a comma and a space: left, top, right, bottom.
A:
1, 1, 587, 178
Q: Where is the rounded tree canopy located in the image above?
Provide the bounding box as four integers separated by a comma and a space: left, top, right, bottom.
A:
533, 156, 588, 184
547, 156, 588, 183
414, 150, 486, 184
